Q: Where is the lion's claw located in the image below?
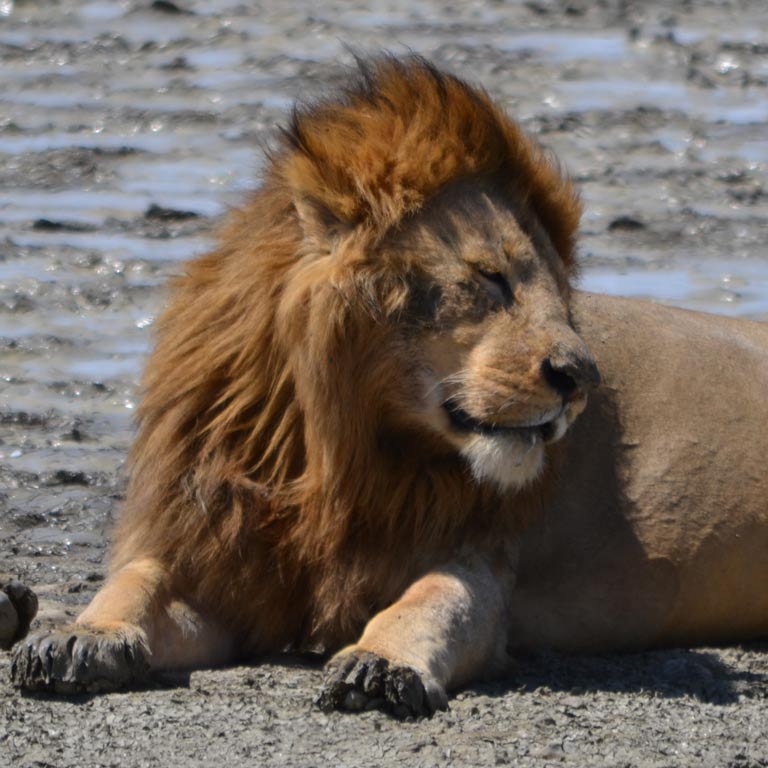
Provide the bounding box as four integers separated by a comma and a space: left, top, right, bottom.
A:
10, 628, 151, 693
0, 580, 38, 651
317, 650, 448, 718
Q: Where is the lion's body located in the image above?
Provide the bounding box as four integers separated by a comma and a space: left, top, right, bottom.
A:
11, 57, 768, 715
511, 293, 768, 652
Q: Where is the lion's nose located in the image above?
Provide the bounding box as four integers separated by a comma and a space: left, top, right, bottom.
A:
541, 351, 601, 401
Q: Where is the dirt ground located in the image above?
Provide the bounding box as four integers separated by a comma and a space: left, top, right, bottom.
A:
2, 1, 768, 766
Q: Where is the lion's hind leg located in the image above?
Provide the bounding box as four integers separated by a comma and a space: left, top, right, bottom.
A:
10, 558, 233, 693
0, 579, 38, 651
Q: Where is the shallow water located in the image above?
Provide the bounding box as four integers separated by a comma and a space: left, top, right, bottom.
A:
0, 0, 765, 524
0, 5, 766, 539
581, 257, 768, 317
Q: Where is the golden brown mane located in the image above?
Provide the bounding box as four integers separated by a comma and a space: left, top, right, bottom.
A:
113, 56, 580, 650
282, 56, 580, 263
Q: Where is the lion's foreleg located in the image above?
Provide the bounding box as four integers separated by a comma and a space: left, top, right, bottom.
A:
318, 557, 510, 717
11, 557, 233, 692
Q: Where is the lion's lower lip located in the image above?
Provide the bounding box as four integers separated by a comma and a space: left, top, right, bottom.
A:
443, 403, 556, 439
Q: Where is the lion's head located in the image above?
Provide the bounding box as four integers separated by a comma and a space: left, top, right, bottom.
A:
275, 56, 599, 491
123, 55, 600, 643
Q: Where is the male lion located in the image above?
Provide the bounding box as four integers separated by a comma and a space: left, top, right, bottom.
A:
11, 56, 768, 718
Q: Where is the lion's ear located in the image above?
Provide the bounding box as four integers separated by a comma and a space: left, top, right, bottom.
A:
293, 195, 350, 248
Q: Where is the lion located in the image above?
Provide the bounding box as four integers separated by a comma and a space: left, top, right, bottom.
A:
10, 56, 768, 718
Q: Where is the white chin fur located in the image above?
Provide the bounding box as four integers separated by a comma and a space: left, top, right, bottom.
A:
460, 432, 545, 490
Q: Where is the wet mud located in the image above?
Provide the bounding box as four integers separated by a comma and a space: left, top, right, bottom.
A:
1, 1, 768, 766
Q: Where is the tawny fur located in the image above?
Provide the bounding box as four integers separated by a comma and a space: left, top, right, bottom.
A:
111, 56, 576, 653
14, 56, 768, 712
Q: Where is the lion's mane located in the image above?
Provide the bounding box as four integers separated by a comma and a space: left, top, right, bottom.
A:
113, 56, 581, 651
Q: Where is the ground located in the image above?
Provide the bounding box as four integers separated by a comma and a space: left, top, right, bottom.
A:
1, 1, 768, 766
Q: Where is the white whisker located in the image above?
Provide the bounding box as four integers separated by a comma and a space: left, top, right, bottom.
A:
424, 369, 471, 403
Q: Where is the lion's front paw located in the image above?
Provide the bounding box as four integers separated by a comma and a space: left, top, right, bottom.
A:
0, 580, 38, 650
10, 626, 151, 694
316, 650, 448, 719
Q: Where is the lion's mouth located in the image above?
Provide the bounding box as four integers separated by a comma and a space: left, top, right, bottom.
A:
442, 402, 559, 442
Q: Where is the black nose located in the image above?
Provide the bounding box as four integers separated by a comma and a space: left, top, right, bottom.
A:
541, 354, 601, 400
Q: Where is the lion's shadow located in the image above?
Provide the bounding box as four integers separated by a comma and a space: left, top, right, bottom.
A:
16, 645, 768, 709
465, 643, 768, 705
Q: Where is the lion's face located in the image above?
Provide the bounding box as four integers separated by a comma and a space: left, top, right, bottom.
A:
371, 183, 600, 489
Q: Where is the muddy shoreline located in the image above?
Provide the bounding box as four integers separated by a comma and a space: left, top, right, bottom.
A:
2, 1, 768, 766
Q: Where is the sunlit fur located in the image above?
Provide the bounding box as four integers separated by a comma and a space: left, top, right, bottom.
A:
110, 56, 582, 654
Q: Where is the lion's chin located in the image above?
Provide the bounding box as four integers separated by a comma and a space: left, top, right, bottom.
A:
460, 431, 546, 490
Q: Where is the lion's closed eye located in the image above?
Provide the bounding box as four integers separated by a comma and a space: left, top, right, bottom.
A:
476, 269, 513, 307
